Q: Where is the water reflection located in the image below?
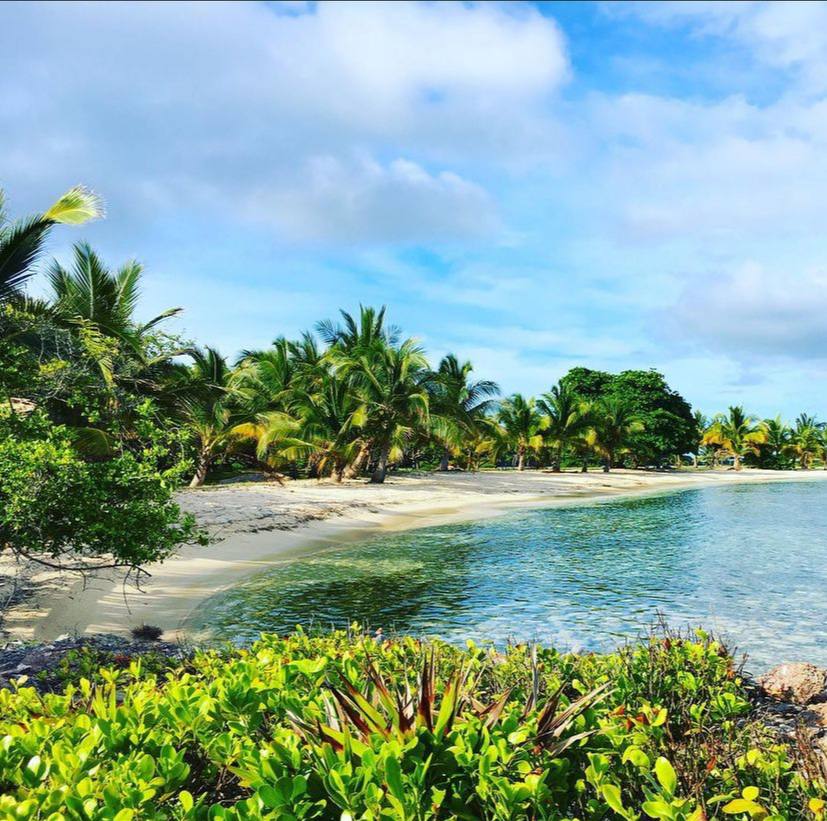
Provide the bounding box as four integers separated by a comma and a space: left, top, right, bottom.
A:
190, 482, 827, 671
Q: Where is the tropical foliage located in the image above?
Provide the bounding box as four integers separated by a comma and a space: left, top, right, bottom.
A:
1, 627, 824, 819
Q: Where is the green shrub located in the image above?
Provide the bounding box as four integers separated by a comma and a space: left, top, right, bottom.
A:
0, 628, 823, 819
0, 413, 199, 573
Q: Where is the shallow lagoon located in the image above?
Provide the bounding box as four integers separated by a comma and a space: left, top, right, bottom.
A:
190, 480, 827, 671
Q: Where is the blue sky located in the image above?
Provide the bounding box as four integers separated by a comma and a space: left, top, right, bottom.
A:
3, 0, 827, 417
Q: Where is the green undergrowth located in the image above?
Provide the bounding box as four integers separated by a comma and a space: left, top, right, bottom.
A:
0, 628, 824, 820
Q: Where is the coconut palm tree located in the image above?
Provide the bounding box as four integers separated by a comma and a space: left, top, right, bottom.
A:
429, 354, 499, 471
338, 337, 430, 483
758, 416, 792, 469
592, 397, 643, 472
704, 406, 765, 471
497, 394, 543, 471
790, 414, 824, 470
318, 305, 403, 479
174, 347, 248, 487
252, 375, 366, 482
691, 410, 709, 468
537, 381, 588, 472
0, 186, 102, 304
47, 243, 181, 351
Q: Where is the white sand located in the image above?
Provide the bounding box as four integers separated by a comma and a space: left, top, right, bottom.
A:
4, 468, 827, 642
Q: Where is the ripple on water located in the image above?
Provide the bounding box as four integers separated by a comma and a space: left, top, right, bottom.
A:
188, 481, 827, 672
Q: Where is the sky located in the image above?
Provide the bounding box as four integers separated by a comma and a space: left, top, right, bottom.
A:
3, 0, 827, 418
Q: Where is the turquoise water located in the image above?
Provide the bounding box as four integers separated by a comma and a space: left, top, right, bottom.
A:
191, 481, 827, 671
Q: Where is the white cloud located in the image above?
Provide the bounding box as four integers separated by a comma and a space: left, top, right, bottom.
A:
666, 261, 827, 360
0, 1, 568, 243
263, 155, 498, 243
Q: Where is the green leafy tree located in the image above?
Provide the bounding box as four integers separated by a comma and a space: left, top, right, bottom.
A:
562, 368, 696, 466
47, 242, 181, 357
0, 413, 198, 577
174, 347, 247, 487
497, 394, 543, 470
336, 336, 430, 484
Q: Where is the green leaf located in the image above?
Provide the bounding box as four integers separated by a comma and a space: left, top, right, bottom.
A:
384, 755, 405, 804
602, 783, 625, 815
654, 756, 678, 797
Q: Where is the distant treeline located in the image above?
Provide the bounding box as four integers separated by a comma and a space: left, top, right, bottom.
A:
0, 185, 820, 573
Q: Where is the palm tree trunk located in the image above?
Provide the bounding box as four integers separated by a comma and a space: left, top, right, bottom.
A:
344, 441, 370, 479
439, 448, 450, 471
189, 448, 210, 487
517, 446, 526, 471
602, 450, 612, 473
371, 442, 391, 484
733, 453, 741, 471
553, 444, 562, 472
581, 457, 588, 473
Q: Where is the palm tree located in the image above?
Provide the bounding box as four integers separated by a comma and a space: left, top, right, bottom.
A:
47, 243, 181, 352
174, 347, 247, 487
339, 337, 430, 483
592, 397, 643, 472
691, 410, 709, 468
497, 394, 543, 471
316, 304, 399, 351
1, 186, 102, 304
790, 414, 824, 470
429, 354, 499, 471
319, 305, 403, 480
758, 416, 792, 469
252, 375, 365, 482
704, 406, 764, 471
537, 381, 587, 472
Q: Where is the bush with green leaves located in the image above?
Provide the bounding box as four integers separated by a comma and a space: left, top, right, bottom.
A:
0, 413, 199, 574
0, 628, 824, 819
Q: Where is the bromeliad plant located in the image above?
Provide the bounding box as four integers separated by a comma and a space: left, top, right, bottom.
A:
0, 627, 824, 819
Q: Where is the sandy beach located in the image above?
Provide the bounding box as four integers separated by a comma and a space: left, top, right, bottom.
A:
4, 468, 827, 643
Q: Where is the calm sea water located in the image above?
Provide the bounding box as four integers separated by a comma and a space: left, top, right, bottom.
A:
189, 481, 827, 671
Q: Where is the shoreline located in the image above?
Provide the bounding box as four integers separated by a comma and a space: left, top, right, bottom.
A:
4, 468, 827, 643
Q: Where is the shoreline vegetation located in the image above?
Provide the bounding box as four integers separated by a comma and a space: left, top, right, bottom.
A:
3, 627, 827, 819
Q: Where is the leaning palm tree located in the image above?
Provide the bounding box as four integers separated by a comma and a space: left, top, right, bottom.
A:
704, 406, 764, 471
537, 381, 587, 472
497, 394, 543, 471
591, 397, 643, 472
0, 186, 102, 304
429, 354, 499, 471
